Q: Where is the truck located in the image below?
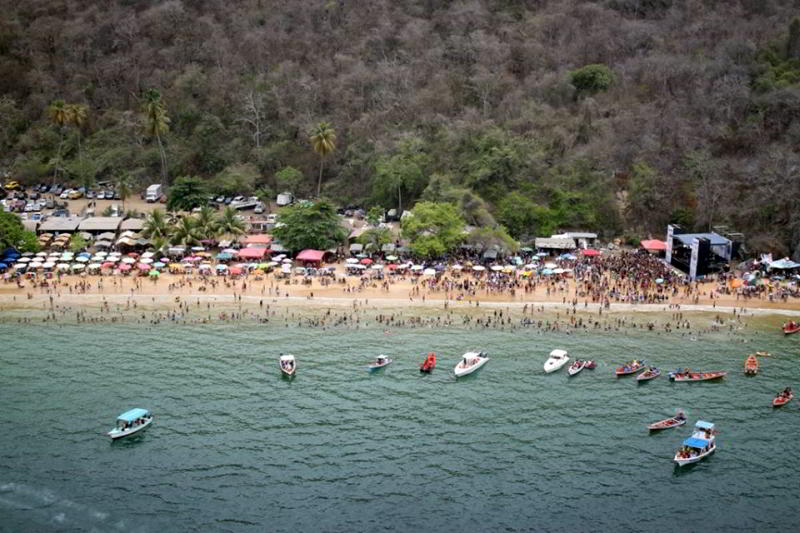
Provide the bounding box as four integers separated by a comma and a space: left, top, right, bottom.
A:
145, 184, 163, 203
276, 192, 294, 206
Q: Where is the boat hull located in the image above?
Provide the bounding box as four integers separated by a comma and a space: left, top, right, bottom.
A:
637, 370, 661, 382
783, 327, 800, 336
669, 371, 727, 382
454, 358, 489, 377
616, 366, 644, 376
567, 362, 585, 376
369, 361, 392, 371
108, 419, 152, 440
648, 418, 686, 431
773, 394, 793, 407
674, 446, 715, 466
544, 359, 569, 373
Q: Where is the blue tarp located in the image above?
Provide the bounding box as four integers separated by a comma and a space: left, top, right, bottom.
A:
769, 259, 800, 270
216, 253, 233, 260
0, 263, 7, 269
683, 437, 710, 448
695, 420, 715, 430
117, 408, 149, 422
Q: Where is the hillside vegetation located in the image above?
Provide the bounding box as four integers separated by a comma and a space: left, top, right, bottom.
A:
1, 0, 799, 256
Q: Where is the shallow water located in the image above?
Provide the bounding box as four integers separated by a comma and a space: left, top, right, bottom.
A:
1, 322, 798, 532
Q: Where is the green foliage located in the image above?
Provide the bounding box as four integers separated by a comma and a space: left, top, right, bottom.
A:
170, 216, 199, 246
466, 226, 519, 255
213, 163, 260, 196
366, 206, 384, 226
142, 208, 171, 240
271, 201, 347, 253
274, 166, 304, 195
69, 233, 88, 253
310, 122, 336, 197
358, 227, 392, 250
193, 206, 219, 240
167, 176, 208, 211
625, 161, 665, 231
569, 64, 615, 95
753, 18, 800, 92
458, 129, 527, 203
496, 192, 559, 239
0, 211, 40, 252
371, 136, 430, 212
401, 202, 465, 258
216, 206, 246, 237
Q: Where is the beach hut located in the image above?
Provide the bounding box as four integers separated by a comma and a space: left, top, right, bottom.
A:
296, 249, 328, 266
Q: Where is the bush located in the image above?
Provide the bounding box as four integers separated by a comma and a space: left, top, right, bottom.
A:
569, 64, 616, 95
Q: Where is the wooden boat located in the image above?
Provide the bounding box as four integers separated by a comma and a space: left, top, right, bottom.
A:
782, 322, 800, 335
674, 421, 716, 466
668, 369, 727, 382
648, 412, 687, 431
368, 355, 392, 371
279, 354, 296, 377
744, 354, 758, 376
454, 351, 489, 378
567, 359, 586, 377
616, 360, 645, 376
584, 360, 596, 370
420, 352, 436, 373
773, 388, 793, 407
637, 367, 661, 382
107, 408, 153, 440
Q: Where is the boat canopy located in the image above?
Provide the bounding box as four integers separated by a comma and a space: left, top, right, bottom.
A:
463, 351, 482, 359
695, 420, 715, 430
683, 437, 710, 448
549, 349, 568, 358
117, 408, 150, 422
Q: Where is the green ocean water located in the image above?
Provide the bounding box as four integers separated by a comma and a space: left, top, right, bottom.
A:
1, 320, 799, 532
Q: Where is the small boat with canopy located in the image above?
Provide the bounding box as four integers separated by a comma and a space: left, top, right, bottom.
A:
107, 408, 153, 440
454, 351, 489, 378
279, 354, 296, 377
673, 420, 716, 466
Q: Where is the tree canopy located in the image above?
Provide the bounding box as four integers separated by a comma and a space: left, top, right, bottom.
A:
271, 201, 347, 253
401, 202, 465, 259
0, 210, 40, 253
167, 176, 209, 212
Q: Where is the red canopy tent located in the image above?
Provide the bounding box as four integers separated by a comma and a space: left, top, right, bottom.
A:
242, 234, 272, 246
640, 239, 667, 252
296, 249, 326, 264
581, 249, 602, 256
238, 248, 268, 259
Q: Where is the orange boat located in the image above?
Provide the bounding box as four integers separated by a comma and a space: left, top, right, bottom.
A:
744, 354, 759, 376
420, 352, 436, 373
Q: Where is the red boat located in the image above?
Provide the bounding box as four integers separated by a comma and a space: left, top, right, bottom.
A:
744, 354, 758, 376
637, 367, 661, 382
648, 414, 687, 431
668, 369, 727, 382
773, 388, 793, 407
420, 352, 437, 373
616, 360, 645, 376
584, 360, 596, 370
783, 321, 800, 335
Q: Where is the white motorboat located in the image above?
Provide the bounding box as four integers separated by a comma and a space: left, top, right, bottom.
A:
544, 349, 570, 373
279, 354, 296, 377
567, 359, 586, 377
107, 408, 153, 440
673, 420, 716, 466
368, 355, 393, 371
454, 351, 489, 378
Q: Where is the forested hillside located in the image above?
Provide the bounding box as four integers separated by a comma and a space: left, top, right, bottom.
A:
2, 0, 800, 256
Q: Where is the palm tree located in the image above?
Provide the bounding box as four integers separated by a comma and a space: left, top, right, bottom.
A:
141, 89, 170, 182
117, 175, 132, 213
309, 121, 336, 197
66, 103, 88, 162
143, 208, 171, 240
216, 206, 246, 238
150, 235, 168, 256
170, 216, 198, 246
194, 206, 219, 241
48, 99, 70, 184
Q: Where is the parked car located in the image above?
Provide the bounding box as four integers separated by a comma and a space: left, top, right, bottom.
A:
68, 190, 83, 199
215, 195, 225, 204
45, 198, 54, 209
59, 189, 71, 199
3, 180, 20, 190
97, 191, 105, 200
86, 190, 95, 199
224, 197, 233, 204
113, 190, 121, 200
254, 202, 265, 214
53, 208, 69, 217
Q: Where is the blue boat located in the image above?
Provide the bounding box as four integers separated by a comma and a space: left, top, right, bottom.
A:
674, 420, 716, 466
107, 408, 153, 440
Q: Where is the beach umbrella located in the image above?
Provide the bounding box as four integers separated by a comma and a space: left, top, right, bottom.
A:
216, 252, 233, 260
730, 279, 744, 289
139, 257, 153, 264
410, 265, 423, 271
29, 261, 43, 269
229, 266, 243, 275
127, 252, 140, 258
21, 252, 34, 257
149, 269, 160, 277
71, 263, 84, 270
385, 255, 398, 261
94, 251, 108, 257
42, 262, 55, 269
78, 252, 91, 257
216, 264, 228, 270
552, 268, 565, 274
191, 246, 205, 252
0, 263, 8, 270
75, 256, 89, 263
137, 263, 151, 271
102, 262, 115, 269
504, 266, 516, 273
282, 258, 292, 264
48, 252, 61, 257
106, 256, 119, 263
541, 268, 554, 275
346, 258, 359, 264
122, 257, 136, 264
119, 263, 131, 271
142, 252, 155, 259
490, 265, 503, 272
544, 262, 557, 269
17, 257, 31, 263
371, 264, 384, 270
521, 271, 532, 277
153, 261, 166, 269
472, 265, 485, 272
160, 257, 169, 263
36, 251, 47, 257
536, 252, 548, 257
360, 258, 373, 265
452, 265, 463, 270
423, 268, 436, 276
655, 278, 665, 284
14, 262, 28, 270
88, 263, 102, 270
